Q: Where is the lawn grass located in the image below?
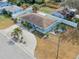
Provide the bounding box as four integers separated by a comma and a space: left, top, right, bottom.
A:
0, 15, 14, 29
39, 7, 53, 14
35, 27, 79, 59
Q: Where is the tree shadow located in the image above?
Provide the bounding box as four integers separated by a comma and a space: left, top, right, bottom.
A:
11, 37, 18, 42
32, 30, 44, 38
7, 40, 15, 45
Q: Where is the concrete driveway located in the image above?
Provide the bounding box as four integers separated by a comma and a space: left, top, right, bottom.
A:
0, 33, 33, 59
0, 25, 37, 59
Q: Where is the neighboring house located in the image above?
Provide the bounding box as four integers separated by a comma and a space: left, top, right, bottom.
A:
0, 2, 11, 7
4, 5, 23, 15
20, 13, 60, 34
0, 2, 12, 14
0, 2, 23, 15
12, 7, 32, 19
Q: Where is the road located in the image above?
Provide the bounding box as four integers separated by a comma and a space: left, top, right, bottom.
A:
0, 33, 33, 59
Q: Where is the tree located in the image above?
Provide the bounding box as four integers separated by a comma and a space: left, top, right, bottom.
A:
32, 4, 39, 13
11, 27, 23, 42
8, 0, 17, 3
32, 0, 35, 3
54, 0, 62, 2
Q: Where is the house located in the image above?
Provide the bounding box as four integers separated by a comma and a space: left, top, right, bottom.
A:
12, 7, 33, 19
52, 8, 77, 19
20, 13, 60, 34
0, 2, 12, 14
4, 5, 23, 15
0, 2, 11, 7
17, 5, 77, 34
0, 2, 23, 15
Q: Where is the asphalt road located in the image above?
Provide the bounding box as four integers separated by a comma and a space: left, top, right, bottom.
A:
0, 33, 33, 59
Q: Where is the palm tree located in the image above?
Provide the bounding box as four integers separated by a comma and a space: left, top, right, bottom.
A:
11, 27, 23, 42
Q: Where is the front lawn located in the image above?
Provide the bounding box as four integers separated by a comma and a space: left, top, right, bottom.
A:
0, 15, 14, 29
35, 27, 79, 59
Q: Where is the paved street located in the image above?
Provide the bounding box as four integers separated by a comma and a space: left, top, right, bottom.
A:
0, 33, 33, 59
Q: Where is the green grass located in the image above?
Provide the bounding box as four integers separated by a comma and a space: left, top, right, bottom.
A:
0, 15, 10, 21
39, 7, 53, 14
0, 15, 14, 29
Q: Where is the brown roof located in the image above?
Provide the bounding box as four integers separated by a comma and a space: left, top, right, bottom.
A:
21, 13, 56, 28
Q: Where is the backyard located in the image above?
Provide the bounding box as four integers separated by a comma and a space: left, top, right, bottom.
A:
35, 26, 79, 59
39, 6, 60, 14
39, 7, 54, 14
0, 15, 14, 29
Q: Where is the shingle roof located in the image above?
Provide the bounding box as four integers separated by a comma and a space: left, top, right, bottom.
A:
21, 13, 56, 28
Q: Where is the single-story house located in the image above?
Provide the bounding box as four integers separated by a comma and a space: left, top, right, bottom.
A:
0, 2, 12, 14
20, 13, 60, 34
0, 2, 11, 7
52, 8, 77, 19
12, 7, 33, 19
4, 5, 23, 15
19, 12, 77, 34
0, 2, 23, 15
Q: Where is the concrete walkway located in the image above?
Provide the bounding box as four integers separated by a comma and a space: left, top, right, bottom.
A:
0, 24, 37, 59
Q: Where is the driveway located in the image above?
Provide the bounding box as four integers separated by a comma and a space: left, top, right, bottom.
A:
0, 25, 37, 59
0, 33, 33, 59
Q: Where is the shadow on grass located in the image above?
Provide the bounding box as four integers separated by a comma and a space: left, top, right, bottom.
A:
32, 30, 44, 38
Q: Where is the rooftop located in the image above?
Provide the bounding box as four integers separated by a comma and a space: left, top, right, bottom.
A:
5, 5, 23, 12
0, 2, 11, 7
21, 13, 56, 29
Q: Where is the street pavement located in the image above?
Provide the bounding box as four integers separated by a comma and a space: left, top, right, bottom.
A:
0, 33, 34, 59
